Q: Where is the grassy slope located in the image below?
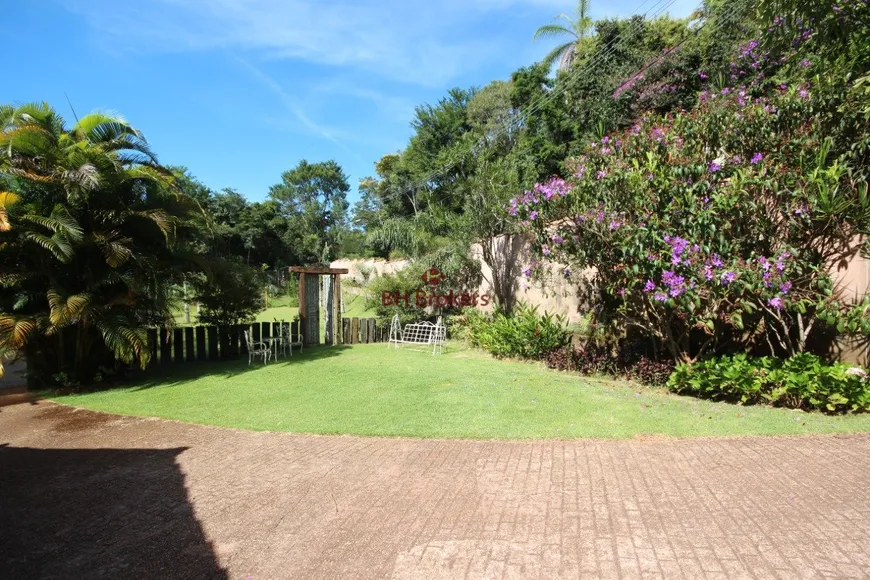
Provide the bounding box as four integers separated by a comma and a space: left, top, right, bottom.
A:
53, 344, 870, 439
172, 291, 375, 326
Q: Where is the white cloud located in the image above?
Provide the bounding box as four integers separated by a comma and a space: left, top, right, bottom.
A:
63, 0, 505, 87
63, 0, 699, 87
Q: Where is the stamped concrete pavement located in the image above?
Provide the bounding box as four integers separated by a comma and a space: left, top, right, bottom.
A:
2, 401, 869, 579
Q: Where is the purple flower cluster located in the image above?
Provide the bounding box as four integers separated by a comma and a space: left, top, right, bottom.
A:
522, 259, 538, 279
534, 177, 571, 200
664, 235, 693, 266
661, 270, 687, 297
507, 176, 573, 218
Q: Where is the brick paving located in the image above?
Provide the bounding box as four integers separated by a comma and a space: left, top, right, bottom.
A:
2, 401, 870, 579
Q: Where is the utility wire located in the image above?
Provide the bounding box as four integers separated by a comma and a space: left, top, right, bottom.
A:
373, 0, 749, 208
375, 0, 681, 203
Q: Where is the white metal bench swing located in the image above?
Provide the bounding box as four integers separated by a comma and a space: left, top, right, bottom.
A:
387, 314, 447, 355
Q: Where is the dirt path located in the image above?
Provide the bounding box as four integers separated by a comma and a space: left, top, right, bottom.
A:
2, 401, 869, 579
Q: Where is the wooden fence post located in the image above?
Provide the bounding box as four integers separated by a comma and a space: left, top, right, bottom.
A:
196, 326, 207, 361
185, 327, 195, 362
207, 326, 218, 360
147, 329, 157, 364
218, 326, 230, 359
333, 274, 341, 346
351, 318, 359, 344
239, 325, 248, 355
228, 326, 239, 358
160, 327, 172, 365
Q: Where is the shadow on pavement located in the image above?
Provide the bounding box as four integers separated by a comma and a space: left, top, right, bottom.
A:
0, 444, 227, 578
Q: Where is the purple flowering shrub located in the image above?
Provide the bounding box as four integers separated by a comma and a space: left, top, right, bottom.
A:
509, 76, 868, 362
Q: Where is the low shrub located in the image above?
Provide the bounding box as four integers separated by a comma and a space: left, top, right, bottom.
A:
630, 357, 675, 387
364, 265, 428, 325
667, 353, 870, 413
461, 303, 570, 361
445, 308, 488, 342
546, 342, 674, 386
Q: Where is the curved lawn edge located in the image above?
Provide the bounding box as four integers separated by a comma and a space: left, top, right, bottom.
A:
49, 344, 870, 440
39, 399, 870, 443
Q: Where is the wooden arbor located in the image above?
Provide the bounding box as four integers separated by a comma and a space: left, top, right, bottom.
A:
289, 266, 348, 346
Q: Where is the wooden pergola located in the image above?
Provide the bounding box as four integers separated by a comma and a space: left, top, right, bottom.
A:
289, 266, 348, 346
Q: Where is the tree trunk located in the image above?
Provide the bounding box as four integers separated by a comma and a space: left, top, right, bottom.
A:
183, 281, 191, 324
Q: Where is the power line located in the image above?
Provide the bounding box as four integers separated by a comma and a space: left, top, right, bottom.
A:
376, 0, 681, 204
375, 0, 749, 208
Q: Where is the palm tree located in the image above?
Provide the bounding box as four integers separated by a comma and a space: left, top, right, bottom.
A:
533, 0, 594, 71
0, 102, 200, 383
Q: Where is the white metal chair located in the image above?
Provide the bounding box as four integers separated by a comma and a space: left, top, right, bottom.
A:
280, 324, 304, 355
244, 330, 272, 365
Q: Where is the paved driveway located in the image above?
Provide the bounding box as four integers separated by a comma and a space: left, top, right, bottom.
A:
2, 401, 870, 579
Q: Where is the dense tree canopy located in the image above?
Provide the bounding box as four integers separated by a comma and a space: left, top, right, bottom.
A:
269, 159, 350, 264
0, 104, 201, 382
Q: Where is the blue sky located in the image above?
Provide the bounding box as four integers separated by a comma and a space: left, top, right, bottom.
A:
5, 0, 696, 204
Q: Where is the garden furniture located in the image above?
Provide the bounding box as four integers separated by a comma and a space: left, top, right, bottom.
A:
279, 324, 304, 356
387, 314, 446, 355
243, 330, 272, 365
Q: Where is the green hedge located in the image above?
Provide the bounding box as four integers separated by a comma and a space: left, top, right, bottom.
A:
667, 353, 870, 413
450, 304, 570, 361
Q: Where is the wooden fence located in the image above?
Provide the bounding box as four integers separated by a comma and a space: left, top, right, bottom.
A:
150, 318, 386, 365
341, 317, 388, 344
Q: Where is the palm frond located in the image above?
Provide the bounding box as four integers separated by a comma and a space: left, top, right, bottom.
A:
541, 42, 576, 69
94, 314, 150, 367
94, 232, 134, 267
19, 205, 84, 241
0, 315, 37, 350
0, 191, 20, 232
47, 290, 94, 327
533, 23, 576, 41
22, 231, 75, 262
61, 163, 100, 191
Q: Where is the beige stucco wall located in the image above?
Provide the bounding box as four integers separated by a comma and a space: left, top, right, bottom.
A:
333, 235, 870, 363
332, 235, 588, 323
469, 233, 589, 323
827, 236, 870, 365
330, 257, 412, 284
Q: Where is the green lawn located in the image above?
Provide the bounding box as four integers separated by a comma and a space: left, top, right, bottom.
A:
174, 291, 376, 331
52, 344, 870, 439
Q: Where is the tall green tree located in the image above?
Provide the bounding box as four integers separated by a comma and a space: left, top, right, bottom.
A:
0, 102, 200, 383
268, 159, 350, 264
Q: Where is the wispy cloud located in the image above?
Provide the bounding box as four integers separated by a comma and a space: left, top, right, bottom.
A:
62, 0, 698, 86
63, 0, 504, 87
308, 79, 417, 124
234, 57, 361, 159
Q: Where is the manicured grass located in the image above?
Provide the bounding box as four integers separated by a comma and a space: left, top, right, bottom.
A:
51, 344, 870, 439
254, 291, 375, 323
173, 291, 376, 328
